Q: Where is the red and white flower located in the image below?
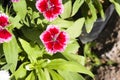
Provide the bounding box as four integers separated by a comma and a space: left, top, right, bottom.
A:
40, 25, 69, 54
0, 13, 9, 28
36, 0, 64, 21
0, 29, 12, 43
0, 13, 12, 43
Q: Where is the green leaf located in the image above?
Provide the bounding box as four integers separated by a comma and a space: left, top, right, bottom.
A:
3, 35, 18, 73
46, 59, 94, 78
93, 0, 105, 19
21, 27, 41, 44
44, 68, 51, 80
50, 18, 73, 28
62, 52, 85, 66
0, 58, 6, 65
110, 0, 120, 16
58, 71, 85, 80
36, 69, 46, 80
11, 62, 27, 80
71, 0, 84, 16
1, 64, 12, 71
13, 0, 27, 19
61, 0, 72, 19
66, 18, 85, 39
63, 41, 79, 54
9, 15, 22, 29
116, 0, 120, 3
85, 0, 97, 33
25, 72, 36, 80
0, 1, 4, 12
19, 38, 41, 63
48, 69, 64, 80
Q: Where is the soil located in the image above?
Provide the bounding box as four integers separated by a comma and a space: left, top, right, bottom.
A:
92, 10, 120, 80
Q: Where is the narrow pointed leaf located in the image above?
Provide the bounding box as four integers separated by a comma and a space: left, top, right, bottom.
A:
71, 0, 84, 16
25, 72, 36, 80
61, 0, 72, 19
46, 59, 94, 78
58, 71, 85, 80
66, 18, 85, 39
110, 0, 120, 16
48, 69, 64, 80
3, 36, 18, 73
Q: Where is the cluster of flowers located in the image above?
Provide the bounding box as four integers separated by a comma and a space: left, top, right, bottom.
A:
0, 13, 12, 43
0, 0, 68, 54
36, 0, 69, 54
0, 0, 68, 79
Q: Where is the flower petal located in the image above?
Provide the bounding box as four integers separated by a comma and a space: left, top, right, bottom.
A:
57, 31, 69, 45
0, 13, 9, 28
40, 31, 52, 43
50, 0, 63, 7
36, 0, 48, 13
53, 41, 64, 52
53, 6, 63, 14
43, 10, 57, 21
0, 29, 12, 43
47, 25, 60, 37
45, 41, 54, 53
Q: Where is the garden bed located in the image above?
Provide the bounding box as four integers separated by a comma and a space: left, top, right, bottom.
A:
0, 0, 120, 80
93, 11, 120, 80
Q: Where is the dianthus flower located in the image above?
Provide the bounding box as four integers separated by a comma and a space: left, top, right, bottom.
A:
36, 0, 64, 21
0, 13, 12, 43
11, 0, 20, 2
0, 70, 10, 80
0, 13, 9, 27
40, 25, 69, 54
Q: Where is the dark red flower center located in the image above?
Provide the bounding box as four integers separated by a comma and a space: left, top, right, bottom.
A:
47, 0, 55, 11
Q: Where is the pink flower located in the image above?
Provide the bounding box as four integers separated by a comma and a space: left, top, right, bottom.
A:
0, 29, 12, 43
11, 0, 20, 2
40, 25, 69, 54
0, 13, 9, 28
36, 0, 64, 21
0, 13, 12, 43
